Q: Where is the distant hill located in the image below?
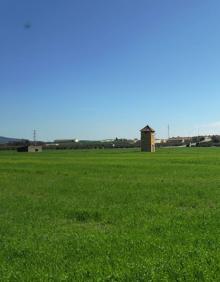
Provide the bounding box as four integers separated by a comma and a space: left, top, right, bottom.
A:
0, 136, 23, 144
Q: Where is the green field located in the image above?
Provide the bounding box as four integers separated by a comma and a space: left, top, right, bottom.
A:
0, 148, 220, 281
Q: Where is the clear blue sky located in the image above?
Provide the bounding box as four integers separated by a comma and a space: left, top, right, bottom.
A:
1, 0, 220, 141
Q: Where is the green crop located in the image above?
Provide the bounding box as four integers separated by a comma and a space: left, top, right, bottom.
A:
0, 148, 220, 281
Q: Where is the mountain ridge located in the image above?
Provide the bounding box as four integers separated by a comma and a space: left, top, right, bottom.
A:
0, 136, 24, 144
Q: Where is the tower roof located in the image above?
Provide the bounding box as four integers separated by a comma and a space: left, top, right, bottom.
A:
140, 125, 155, 132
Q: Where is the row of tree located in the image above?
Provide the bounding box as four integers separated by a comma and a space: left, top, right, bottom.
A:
0, 139, 140, 150
1, 136, 220, 151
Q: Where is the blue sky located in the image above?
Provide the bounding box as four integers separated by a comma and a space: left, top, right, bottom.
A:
1, 0, 220, 141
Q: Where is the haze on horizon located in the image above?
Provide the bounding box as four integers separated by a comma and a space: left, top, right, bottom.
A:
1, 0, 220, 141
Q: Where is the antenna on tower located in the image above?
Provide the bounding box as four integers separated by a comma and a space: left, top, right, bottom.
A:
33, 129, 37, 145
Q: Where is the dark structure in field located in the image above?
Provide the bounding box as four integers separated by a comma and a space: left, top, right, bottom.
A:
140, 125, 155, 152
17, 145, 42, 153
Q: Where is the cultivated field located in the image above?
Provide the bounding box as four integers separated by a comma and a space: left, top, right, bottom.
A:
0, 148, 220, 281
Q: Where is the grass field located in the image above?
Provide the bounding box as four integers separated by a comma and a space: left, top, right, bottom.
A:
0, 148, 220, 281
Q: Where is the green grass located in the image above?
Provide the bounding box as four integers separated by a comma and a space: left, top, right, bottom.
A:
0, 148, 220, 281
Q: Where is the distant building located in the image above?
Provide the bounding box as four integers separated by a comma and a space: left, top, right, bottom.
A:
166, 137, 192, 146
155, 138, 167, 144
17, 145, 42, 153
54, 139, 78, 144
45, 143, 59, 147
101, 139, 115, 142
140, 125, 155, 152
166, 137, 185, 146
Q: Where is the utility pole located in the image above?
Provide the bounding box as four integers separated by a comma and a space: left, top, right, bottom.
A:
33, 129, 37, 145
168, 124, 170, 140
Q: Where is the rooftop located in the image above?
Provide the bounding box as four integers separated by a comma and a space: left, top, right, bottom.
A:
140, 125, 155, 133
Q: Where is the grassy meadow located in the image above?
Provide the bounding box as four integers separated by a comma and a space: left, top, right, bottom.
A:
0, 148, 220, 281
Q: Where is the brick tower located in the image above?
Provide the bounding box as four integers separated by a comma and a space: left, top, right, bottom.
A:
140, 125, 155, 152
